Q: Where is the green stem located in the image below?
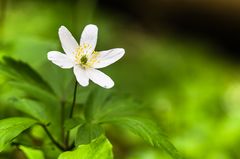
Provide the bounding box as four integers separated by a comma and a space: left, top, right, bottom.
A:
64, 80, 78, 148
40, 124, 65, 151
60, 101, 66, 144
69, 80, 78, 118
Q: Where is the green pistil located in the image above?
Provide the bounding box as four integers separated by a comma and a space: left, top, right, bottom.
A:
80, 55, 88, 65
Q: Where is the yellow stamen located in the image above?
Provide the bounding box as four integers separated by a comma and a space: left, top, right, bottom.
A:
74, 44, 99, 68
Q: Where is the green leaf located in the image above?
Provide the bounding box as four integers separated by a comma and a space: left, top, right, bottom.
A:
9, 97, 49, 123
0, 56, 54, 94
107, 117, 183, 159
75, 123, 104, 146
0, 117, 37, 151
64, 117, 85, 131
4, 82, 62, 141
83, 89, 181, 158
8, 81, 57, 104
84, 90, 111, 122
19, 145, 45, 159
84, 89, 141, 123
58, 136, 113, 159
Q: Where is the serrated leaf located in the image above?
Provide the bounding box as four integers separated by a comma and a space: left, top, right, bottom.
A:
9, 97, 49, 123
64, 117, 85, 131
0, 117, 37, 151
84, 90, 112, 122
9, 82, 57, 104
84, 89, 141, 123
4, 82, 62, 141
75, 123, 104, 146
82, 89, 181, 158
19, 145, 45, 159
107, 117, 183, 159
0, 56, 54, 94
58, 136, 113, 159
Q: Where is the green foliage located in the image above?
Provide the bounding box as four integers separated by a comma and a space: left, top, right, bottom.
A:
0, 57, 53, 94
19, 145, 45, 159
0, 57, 62, 141
0, 54, 182, 159
84, 89, 141, 123
107, 117, 182, 159
9, 97, 49, 123
75, 123, 104, 146
0, 117, 37, 152
64, 117, 85, 131
0, 57, 57, 110
58, 136, 113, 159
83, 90, 182, 159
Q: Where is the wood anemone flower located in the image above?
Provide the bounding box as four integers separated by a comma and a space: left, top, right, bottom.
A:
47, 24, 125, 89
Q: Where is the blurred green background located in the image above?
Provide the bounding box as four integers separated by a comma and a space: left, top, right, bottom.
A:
1, 0, 240, 159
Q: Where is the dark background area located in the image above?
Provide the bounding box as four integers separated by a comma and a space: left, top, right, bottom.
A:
97, 0, 240, 60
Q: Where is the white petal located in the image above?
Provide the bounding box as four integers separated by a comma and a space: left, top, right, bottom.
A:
58, 26, 78, 57
86, 68, 114, 89
73, 66, 89, 87
47, 51, 74, 69
93, 48, 125, 69
80, 24, 98, 55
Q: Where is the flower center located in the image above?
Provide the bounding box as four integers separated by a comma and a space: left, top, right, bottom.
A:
74, 44, 99, 68
80, 55, 88, 65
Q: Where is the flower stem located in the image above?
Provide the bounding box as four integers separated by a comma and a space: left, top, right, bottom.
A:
69, 80, 78, 118
60, 101, 66, 144
40, 124, 65, 151
64, 80, 78, 148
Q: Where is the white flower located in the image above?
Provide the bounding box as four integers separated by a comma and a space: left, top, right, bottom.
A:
47, 24, 125, 89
